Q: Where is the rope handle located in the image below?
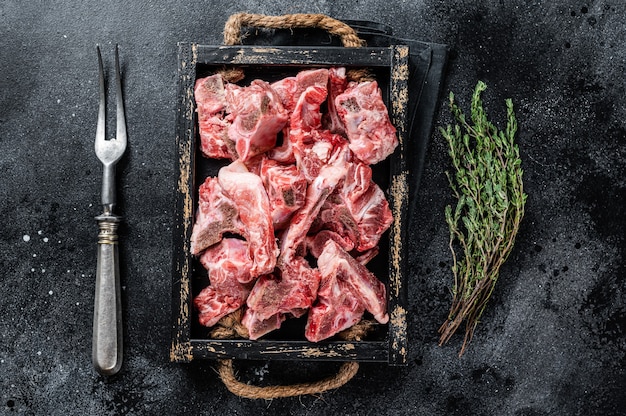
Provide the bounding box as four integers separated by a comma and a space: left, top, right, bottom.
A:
219, 13, 373, 83
223, 12, 366, 47
218, 359, 359, 399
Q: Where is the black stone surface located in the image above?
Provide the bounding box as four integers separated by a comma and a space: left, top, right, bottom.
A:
1, 1, 624, 415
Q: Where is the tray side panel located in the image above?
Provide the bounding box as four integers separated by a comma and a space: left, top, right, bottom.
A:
387, 45, 410, 366
195, 45, 393, 66
171, 42, 197, 362
191, 340, 389, 362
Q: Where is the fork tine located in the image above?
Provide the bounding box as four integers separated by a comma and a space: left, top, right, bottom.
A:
114, 44, 127, 146
96, 45, 106, 144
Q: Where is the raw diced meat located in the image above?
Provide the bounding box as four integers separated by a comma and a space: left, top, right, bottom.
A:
218, 161, 279, 277
189, 177, 244, 255
295, 129, 348, 182
335, 80, 398, 164
227, 80, 288, 161
199, 238, 254, 285
192, 68, 398, 340
194, 238, 253, 327
290, 85, 327, 133
243, 258, 321, 339
278, 165, 347, 263
241, 309, 285, 340
346, 179, 393, 251
342, 161, 394, 251
194, 74, 237, 159
306, 229, 355, 259
323, 67, 348, 135
317, 240, 389, 324
268, 69, 330, 163
260, 158, 308, 230
271, 68, 329, 114
305, 269, 365, 342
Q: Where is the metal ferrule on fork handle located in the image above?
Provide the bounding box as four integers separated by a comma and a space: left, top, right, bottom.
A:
93, 212, 122, 375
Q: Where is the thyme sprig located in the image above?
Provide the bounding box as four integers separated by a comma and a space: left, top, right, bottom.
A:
438, 81, 527, 356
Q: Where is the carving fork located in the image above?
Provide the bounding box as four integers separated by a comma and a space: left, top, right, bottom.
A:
93, 44, 126, 376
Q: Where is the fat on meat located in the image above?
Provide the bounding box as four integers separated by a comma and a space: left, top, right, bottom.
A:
189, 177, 244, 255
335, 80, 398, 165
194, 238, 253, 327
218, 161, 279, 277
227, 80, 288, 161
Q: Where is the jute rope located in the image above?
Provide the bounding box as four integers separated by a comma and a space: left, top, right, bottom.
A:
219, 12, 374, 83
223, 13, 366, 47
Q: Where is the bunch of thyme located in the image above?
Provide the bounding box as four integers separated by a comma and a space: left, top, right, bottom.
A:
438, 81, 527, 356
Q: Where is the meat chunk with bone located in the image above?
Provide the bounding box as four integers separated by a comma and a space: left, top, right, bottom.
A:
243, 258, 321, 340
195, 76, 288, 162
194, 74, 238, 159
217, 161, 278, 277
267, 69, 329, 163
260, 157, 308, 230
194, 238, 253, 327
227, 80, 289, 161
305, 240, 389, 342
189, 177, 244, 255
335, 80, 398, 165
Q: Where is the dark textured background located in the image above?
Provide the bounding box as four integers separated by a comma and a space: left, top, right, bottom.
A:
1, 1, 624, 415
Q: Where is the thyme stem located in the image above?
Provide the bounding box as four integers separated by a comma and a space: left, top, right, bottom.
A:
438, 81, 527, 356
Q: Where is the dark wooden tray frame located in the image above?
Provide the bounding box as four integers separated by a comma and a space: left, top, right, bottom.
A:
171, 43, 409, 365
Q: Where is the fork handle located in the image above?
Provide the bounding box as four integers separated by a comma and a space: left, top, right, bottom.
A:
93, 213, 123, 376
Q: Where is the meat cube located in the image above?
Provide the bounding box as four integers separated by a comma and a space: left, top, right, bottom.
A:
335, 80, 398, 164
342, 161, 394, 251
278, 164, 347, 263
218, 161, 279, 277
260, 158, 308, 230
199, 237, 254, 285
194, 238, 253, 327
305, 269, 365, 342
317, 240, 389, 324
290, 85, 327, 133
227, 80, 288, 161
270, 68, 329, 114
243, 258, 321, 339
305, 229, 356, 259
189, 177, 244, 255
194, 74, 238, 159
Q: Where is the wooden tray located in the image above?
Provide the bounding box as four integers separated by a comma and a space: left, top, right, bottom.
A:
171, 43, 409, 365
